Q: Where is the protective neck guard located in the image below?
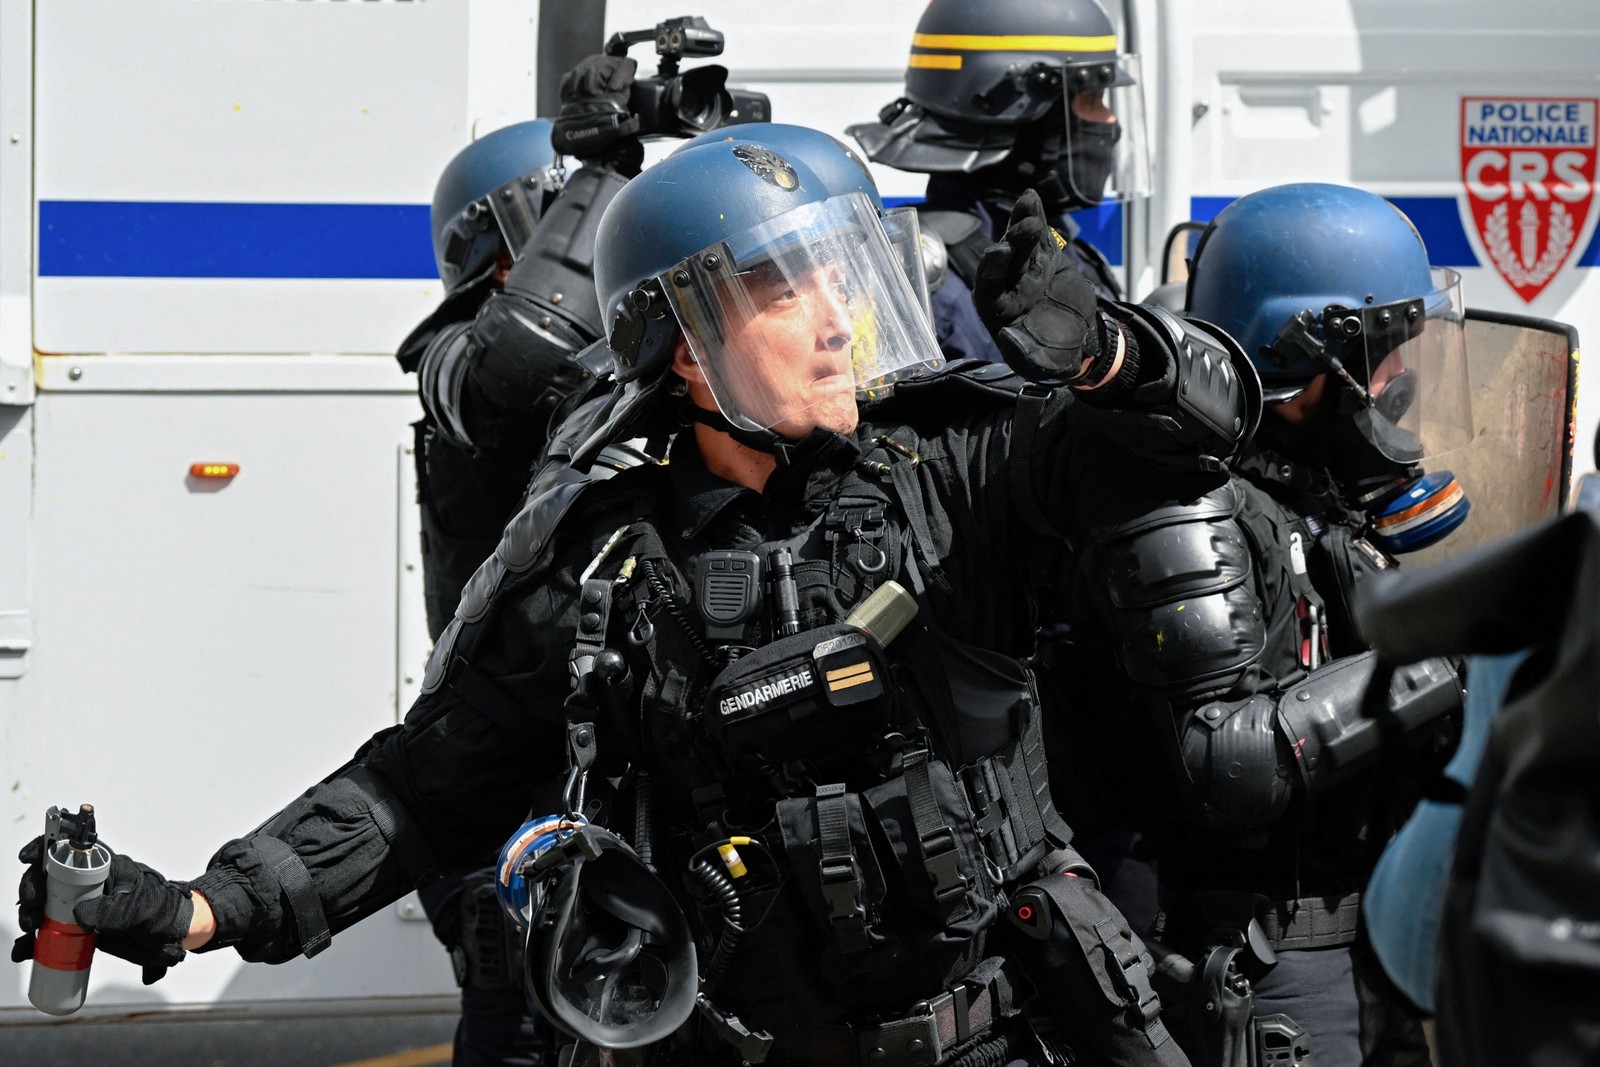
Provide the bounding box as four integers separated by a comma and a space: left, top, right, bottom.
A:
848, 100, 1020, 175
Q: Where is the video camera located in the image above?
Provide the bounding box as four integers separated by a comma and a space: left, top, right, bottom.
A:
605, 15, 771, 139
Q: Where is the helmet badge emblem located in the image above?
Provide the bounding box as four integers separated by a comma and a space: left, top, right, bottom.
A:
732, 144, 800, 191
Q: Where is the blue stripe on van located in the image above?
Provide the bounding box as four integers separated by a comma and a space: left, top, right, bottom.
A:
880, 197, 1124, 265
38, 200, 437, 279
1192, 195, 1483, 269
1581, 225, 1600, 267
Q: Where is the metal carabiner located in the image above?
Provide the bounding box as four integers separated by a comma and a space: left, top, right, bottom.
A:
852, 525, 889, 575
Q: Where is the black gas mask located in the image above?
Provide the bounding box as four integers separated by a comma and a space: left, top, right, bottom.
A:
1059, 109, 1122, 209
1262, 373, 1469, 554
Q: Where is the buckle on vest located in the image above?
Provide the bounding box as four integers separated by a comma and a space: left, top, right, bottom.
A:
919, 828, 968, 907
820, 857, 870, 952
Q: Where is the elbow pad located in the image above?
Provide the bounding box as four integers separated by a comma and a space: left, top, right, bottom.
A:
416, 321, 479, 450
1085, 304, 1263, 474
1182, 651, 1463, 831
501, 163, 628, 346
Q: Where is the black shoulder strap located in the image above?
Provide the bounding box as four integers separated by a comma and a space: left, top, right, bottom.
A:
918, 208, 992, 288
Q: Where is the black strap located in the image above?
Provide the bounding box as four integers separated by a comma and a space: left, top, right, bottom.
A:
965, 705, 1074, 881
887, 446, 951, 596
902, 750, 970, 920
1006, 386, 1060, 537
249, 833, 331, 959
1091, 916, 1171, 1049
762, 957, 1023, 1067
344, 766, 434, 882
447, 659, 546, 740
815, 783, 870, 954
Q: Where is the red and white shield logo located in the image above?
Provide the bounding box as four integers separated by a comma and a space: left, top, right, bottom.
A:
1461, 97, 1597, 303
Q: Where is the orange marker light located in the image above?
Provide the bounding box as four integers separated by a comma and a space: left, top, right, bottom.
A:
189, 463, 240, 479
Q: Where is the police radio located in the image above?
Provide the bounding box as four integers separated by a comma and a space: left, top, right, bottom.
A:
698, 579, 919, 778
29, 804, 112, 1016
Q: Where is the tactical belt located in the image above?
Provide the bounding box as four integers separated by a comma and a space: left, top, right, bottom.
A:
1260, 891, 1363, 950
1186, 888, 1364, 952
763, 959, 1022, 1067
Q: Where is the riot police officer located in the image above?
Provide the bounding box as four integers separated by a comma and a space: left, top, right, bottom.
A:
1047, 183, 1471, 1067
396, 118, 576, 1067
394, 59, 676, 1067
848, 0, 1151, 361
14, 135, 1255, 1066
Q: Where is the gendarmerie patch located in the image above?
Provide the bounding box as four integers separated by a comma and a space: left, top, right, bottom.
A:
718, 664, 817, 720
732, 144, 800, 191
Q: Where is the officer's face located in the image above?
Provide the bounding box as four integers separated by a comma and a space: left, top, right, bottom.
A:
674, 260, 860, 438
1070, 87, 1116, 124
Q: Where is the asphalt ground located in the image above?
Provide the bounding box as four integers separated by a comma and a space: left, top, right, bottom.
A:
0, 1003, 458, 1067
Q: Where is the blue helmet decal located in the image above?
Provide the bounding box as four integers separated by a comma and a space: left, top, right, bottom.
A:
675, 122, 884, 211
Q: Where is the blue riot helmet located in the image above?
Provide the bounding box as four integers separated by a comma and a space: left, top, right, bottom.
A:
431, 119, 558, 294
673, 122, 935, 324
1188, 183, 1474, 552
847, 0, 1151, 212
573, 136, 941, 466
521, 823, 698, 1050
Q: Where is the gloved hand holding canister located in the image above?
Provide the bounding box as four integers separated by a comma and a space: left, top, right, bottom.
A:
15, 808, 201, 1006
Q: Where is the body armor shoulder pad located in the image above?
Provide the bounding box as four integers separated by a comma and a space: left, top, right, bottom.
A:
422, 460, 659, 695
1081, 479, 1266, 693
1088, 480, 1242, 547
917, 209, 985, 249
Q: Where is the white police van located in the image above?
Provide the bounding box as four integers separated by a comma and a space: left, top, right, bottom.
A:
0, 0, 1593, 1028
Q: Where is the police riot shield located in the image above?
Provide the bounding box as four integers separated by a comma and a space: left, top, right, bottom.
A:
1404, 308, 1578, 568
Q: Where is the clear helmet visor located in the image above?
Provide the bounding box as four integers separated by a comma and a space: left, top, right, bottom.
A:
487, 169, 555, 260
662, 191, 942, 435
1060, 54, 1151, 206
1341, 267, 1473, 463
881, 205, 935, 329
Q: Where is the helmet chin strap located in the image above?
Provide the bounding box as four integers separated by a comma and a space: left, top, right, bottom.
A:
677, 399, 789, 455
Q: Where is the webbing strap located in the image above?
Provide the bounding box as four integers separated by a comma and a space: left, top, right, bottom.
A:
1092, 917, 1172, 1049
967, 708, 1073, 880
447, 659, 545, 741
902, 750, 969, 920
249, 834, 331, 959
344, 766, 433, 882
888, 454, 951, 596
816, 784, 870, 953
1006, 387, 1059, 537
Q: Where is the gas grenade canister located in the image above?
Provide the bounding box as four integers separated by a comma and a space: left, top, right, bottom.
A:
29, 804, 112, 1016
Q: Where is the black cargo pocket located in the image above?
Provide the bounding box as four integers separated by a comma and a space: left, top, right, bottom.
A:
776, 785, 890, 956
860, 756, 996, 939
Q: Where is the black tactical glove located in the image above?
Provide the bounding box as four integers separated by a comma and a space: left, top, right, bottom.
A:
551, 55, 645, 177
13, 839, 193, 985
974, 189, 1135, 391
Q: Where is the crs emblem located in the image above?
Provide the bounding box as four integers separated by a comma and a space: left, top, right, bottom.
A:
1461, 97, 1597, 303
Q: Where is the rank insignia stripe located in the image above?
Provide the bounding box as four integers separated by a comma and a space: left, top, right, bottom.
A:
826, 661, 876, 690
